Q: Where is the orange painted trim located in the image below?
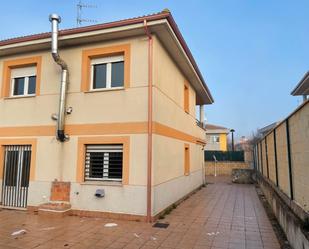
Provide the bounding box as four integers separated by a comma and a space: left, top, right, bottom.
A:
76, 136, 130, 185
196, 139, 206, 145
66, 122, 147, 135
184, 80, 189, 114
81, 44, 131, 92
1, 56, 42, 98
0, 122, 147, 137
0, 122, 206, 144
0, 138, 37, 181
0, 125, 55, 137
152, 122, 205, 144
184, 143, 190, 176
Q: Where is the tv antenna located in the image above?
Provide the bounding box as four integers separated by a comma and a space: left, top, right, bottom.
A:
76, 0, 98, 27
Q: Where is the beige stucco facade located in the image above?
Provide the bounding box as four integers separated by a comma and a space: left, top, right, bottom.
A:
0, 22, 208, 220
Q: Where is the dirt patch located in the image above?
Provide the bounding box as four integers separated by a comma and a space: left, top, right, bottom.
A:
255, 185, 292, 249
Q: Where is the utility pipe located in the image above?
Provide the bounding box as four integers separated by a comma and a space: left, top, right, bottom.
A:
144, 19, 153, 223
49, 14, 69, 142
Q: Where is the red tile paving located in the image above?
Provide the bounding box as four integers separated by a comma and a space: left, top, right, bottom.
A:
0, 176, 280, 249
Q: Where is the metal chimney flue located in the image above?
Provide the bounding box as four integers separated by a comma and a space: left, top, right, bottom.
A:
49, 13, 69, 142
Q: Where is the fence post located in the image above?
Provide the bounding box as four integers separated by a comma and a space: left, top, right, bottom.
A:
253, 145, 256, 170
273, 129, 279, 187
256, 144, 260, 172
265, 137, 269, 179
260, 142, 264, 175
286, 119, 294, 200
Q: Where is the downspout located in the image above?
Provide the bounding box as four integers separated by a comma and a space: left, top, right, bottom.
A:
144, 20, 153, 223
49, 14, 69, 142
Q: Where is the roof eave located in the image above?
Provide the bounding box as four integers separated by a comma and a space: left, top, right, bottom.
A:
0, 11, 214, 104
291, 71, 309, 96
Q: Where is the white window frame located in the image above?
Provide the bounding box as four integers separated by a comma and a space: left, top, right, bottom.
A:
90, 55, 124, 91
85, 144, 123, 182
212, 135, 220, 143
10, 66, 36, 97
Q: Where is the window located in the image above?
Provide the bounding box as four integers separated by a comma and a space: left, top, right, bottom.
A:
211, 135, 220, 143
10, 66, 36, 97
184, 144, 190, 176
184, 83, 189, 113
85, 144, 123, 181
90, 55, 124, 90
1, 56, 41, 98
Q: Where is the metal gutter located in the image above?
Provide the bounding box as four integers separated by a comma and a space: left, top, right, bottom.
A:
144, 20, 153, 223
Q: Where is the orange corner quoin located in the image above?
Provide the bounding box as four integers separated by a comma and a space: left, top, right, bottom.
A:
81, 44, 131, 92
1, 56, 42, 98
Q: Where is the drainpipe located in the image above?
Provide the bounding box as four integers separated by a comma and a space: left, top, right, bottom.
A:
49, 14, 69, 142
144, 20, 153, 223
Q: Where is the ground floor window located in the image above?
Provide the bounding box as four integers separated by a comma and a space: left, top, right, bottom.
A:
84, 144, 123, 181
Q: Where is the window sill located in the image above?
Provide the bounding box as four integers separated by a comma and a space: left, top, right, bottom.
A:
85, 87, 125, 93
4, 95, 36, 100
80, 181, 123, 187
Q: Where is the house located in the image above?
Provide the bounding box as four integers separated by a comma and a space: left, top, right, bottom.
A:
205, 124, 229, 151
257, 122, 280, 138
291, 71, 309, 102
0, 10, 213, 222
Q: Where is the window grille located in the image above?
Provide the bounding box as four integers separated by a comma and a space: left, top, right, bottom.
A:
85, 144, 123, 181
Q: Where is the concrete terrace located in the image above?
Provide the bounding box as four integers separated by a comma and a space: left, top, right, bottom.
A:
0, 177, 280, 249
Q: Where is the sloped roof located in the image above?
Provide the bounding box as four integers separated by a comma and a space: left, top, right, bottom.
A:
0, 11, 168, 46
258, 122, 279, 135
291, 71, 309, 96
205, 124, 229, 130
0, 10, 214, 103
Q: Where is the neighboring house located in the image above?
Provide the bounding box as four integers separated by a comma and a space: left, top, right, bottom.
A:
205, 124, 229, 151
0, 10, 213, 222
257, 122, 280, 138
291, 71, 309, 102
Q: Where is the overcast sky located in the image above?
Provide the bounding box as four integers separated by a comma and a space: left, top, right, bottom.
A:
1, 0, 308, 139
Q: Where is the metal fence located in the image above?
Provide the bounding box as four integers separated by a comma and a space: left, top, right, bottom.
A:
253, 100, 309, 212
1, 145, 32, 208
205, 150, 245, 162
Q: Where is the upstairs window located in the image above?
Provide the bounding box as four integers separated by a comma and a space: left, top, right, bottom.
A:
211, 135, 220, 143
184, 83, 189, 113
90, 55, 124, 90
84, 144, 123, 182
10, 66, 36, 97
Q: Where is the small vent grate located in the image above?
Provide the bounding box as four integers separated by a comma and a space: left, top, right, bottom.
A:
153, 222, 169, 228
